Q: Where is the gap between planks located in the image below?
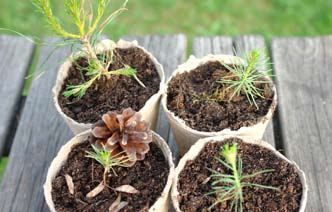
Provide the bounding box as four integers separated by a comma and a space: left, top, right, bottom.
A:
0, 35, 35, 158
123, 34, 187, 163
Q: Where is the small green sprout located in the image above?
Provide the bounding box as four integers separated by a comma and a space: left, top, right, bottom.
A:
207, 143, 278, 212
218, 49, 273, 108
221, 143, 237, 166
33, 0, 145, 99
86, 145, 130, 185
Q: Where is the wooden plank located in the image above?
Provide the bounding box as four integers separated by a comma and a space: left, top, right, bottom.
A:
233, 35, 276, 146
0, 35, 34, 157
193, 36, 233, 56
0, 38, 74, 212
0, 35, 187, 212
123, 34, 187, 162
271, 36, 332, 212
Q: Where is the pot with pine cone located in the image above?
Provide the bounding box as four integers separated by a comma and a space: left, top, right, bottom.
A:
44, 108, 174, 212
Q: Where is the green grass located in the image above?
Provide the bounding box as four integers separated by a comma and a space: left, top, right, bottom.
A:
1, 0, 331, 41
0, 157, 8, 182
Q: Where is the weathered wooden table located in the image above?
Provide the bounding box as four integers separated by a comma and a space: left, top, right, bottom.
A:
0, 34, 331, 212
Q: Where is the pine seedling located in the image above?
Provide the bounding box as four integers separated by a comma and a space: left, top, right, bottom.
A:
33, 0, 145, 98
207, 143, 278, 212
218, 49, 272, 108
86, 145, 130, 185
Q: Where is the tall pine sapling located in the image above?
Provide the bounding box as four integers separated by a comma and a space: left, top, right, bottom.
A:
33, 0, 145, 98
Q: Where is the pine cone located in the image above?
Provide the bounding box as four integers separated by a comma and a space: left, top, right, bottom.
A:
90, 108, 153, 166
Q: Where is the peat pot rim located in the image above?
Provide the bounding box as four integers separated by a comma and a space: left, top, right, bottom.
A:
44, 130, 174, 212
161, 54, 278, 136
53, 39, 165, 134
171, 135, 308, 212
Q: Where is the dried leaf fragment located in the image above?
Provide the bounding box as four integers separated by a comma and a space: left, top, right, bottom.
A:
64, 174, 75, 195
86, 182, 105, 198
109, 194, 121, 211
113, 202, 128, 212
114, 184, 139, 194
109, 195, 128, 212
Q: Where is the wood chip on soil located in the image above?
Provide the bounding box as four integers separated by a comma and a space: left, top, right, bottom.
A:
86, 182, 105, 198
114, 185, 139, 194
202, 177, 211, 185
64, 174, 75, 195
109, 194, 128, 212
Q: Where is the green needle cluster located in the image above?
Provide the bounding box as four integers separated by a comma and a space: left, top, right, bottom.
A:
86, 145, 130, 184
218, 49, 273, 108
208, 143, 278, 212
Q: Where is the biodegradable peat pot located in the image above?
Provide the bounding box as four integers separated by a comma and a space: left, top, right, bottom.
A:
162, 54, 277, 155
171, 136, 308, 212
53, 39, 165, 134
44, 131, 174, 212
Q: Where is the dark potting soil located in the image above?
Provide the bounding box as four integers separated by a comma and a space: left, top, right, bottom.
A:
167, 61, 275, 131
52, 140, 169, 212
58, 47, 160, 123
178, 138, 303, 212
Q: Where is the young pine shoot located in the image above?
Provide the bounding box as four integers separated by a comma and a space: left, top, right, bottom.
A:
207, 143, 278, 212
86, 145, 130, 185
218, 49, 272, 108
34, 0, 145, 99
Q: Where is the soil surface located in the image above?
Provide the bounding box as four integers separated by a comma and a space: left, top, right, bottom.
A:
59, 47, 160, 123
167, 61, 274, 131
52, 140, 169, 212
178, 138, 302, 212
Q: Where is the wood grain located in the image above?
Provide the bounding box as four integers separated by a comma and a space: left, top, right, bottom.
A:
0, 38, 74, 212
0, 35, 34, 157
123, 34, 187, 161
271, 36, 332, 212
193, 36, 233, 56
